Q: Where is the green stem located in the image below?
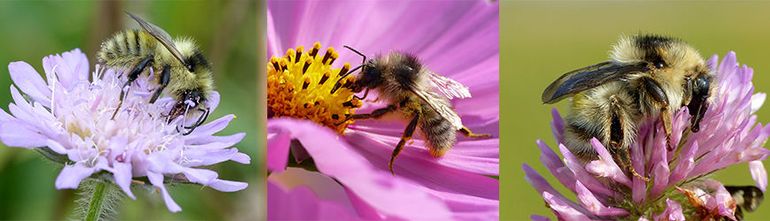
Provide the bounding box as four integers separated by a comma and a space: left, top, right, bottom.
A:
85, 181, 108, 221
75, 179, 123, 221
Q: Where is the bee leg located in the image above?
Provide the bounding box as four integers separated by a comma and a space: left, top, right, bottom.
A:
149, 64, 171, 104
640, 77, 673, 149
459, 126, 491, 138
183, 108, 210, 130
180, 108, 210, 135
659, 108, 674, 150
335, 105, 396, 126
353, 88, 369, 100
389, 113, 420, 175
608, 95, 649, 181
621, 145, 649, 182
687, 74, 712, 133
111, 56, 153, 119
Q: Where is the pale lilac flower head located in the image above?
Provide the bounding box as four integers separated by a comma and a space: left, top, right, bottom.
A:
0, 49, 250, 212
267, 0, 499, 220
524, 52, 770, 220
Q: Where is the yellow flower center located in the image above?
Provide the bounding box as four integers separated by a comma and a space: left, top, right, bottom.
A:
267, 42, 362, 133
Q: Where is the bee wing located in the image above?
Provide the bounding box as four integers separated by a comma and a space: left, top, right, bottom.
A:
126, 12, 188, 66
426, 70, 472, 99
541, 61, 649, 103
410, 88, 464, 130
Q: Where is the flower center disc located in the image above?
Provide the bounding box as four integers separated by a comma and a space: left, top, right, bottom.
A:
267, 42, 362, 133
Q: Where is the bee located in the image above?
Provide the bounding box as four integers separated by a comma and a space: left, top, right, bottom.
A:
542, 35, 714, 179
332, 46, 491, 174
98, 12, 213, 135
726, 185, 764, 220
678, 184, 763, 220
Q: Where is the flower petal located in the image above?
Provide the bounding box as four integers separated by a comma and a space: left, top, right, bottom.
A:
208, 179, 248, 192
267, 128, 292, 172
147, 172, 181, 213
8, 61, 50, 104
653, 199, 685, 221
0, 120, 47, 148
585, 139, 631, 186
749, 160, 767, 192
112, 162, 135, 199
267, 179, 358, 221
268, 118, 454, 220
55, 162, 100, 189
574, 181, 628, 217
542, 192, 593, 221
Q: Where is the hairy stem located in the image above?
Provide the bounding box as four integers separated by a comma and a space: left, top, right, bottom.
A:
75, 179, 124, 221
85, 181, 108, 221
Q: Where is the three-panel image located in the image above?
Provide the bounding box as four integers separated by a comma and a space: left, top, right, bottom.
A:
1, 1, 769, 220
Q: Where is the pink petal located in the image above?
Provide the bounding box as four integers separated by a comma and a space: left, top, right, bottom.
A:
653, 199, 685, 221
542, 192, 592, 221
266, 127, 292, 172
749, 160, 767, 192
668, 141, 699, 185
268, 180, 358, 221
574, 181, 628, 217
558, 144, 617, 197
586, 139, 631, 186
268, 118, 453, 220
537, 140, 576, 193
751, 93, 766, 114
550, 109, 565, 142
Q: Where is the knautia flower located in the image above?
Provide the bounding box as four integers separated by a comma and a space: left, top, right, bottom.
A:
524, 52, 770, 220
267, 0, 499, 220
0, 49, 250, 212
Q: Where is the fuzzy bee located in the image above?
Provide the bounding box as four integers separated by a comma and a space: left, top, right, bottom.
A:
98, 12, 213, 134
727, 185, 765, 220
332, 46, 490, 174
678, 184, 764, 220
541, 35, 714, 178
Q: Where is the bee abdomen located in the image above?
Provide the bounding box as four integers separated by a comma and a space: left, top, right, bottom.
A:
419, 112, 456, 157
97, 29, 150, 66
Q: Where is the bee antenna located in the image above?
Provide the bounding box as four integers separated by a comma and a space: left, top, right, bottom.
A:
332, 64, 363, 93
343, 45, 366, 65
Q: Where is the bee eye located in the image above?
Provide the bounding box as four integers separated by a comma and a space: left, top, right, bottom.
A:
654, 61, 665, 69
186, 64, 194, 72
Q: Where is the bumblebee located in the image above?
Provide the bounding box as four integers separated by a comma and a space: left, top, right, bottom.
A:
333, 46, 490, 174
542, 35, 714, 178
98, 12, 213, 134
727, 185, 764, 220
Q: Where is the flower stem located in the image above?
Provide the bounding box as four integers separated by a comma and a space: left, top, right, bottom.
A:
85, 181, 108, 221
76, 179, 123, 221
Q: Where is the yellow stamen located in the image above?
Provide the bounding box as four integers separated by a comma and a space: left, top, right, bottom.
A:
267, 42, 362, 133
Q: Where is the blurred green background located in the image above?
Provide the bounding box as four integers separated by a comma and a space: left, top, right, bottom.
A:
502, 1, 770, 220
0, 1, 264, 220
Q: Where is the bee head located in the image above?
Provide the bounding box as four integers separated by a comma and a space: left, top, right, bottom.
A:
352, 61, 384, 91
167, 89, 210, 135
168, 89, 204, 116
184, 50, 212, 73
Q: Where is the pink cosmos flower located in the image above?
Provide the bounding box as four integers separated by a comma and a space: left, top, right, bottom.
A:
524, 52, 770, 220
267, 0, 499, 220
0, 49, 250, 212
